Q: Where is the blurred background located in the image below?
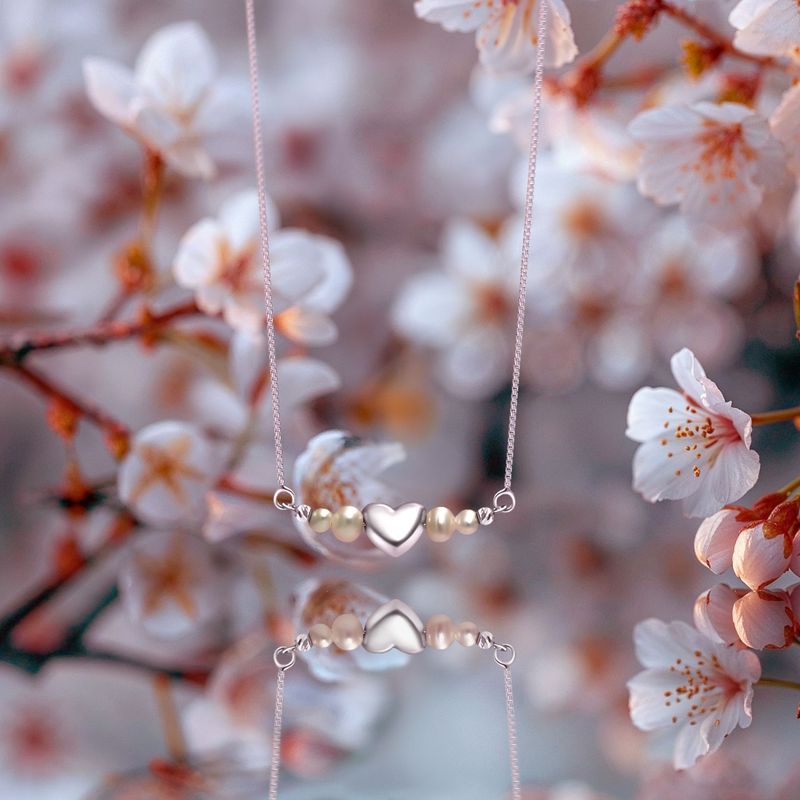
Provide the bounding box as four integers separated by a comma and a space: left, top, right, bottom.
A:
2, 1, 800, 798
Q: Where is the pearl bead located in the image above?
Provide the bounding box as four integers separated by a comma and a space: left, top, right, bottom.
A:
309, 507, 332, 533
426, 507, 455, 542
456, 621, 479, 647
331, 613, 364, 651
309, 623, 333, 648
426, 614, 455, 650
455, 509, 479, 535
331, 506, 363, 542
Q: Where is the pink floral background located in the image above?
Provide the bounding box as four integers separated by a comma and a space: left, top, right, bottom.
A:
3, 0, 800, 798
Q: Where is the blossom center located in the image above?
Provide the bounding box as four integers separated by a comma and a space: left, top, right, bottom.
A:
4, 704, 67, 776
660, 395, 740, 478
663, 650, 737, 725
695, 121, 755, 182
561, 199, 607, 241
219, 243, 258, 294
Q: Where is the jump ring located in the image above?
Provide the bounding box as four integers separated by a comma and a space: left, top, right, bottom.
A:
493, 643, 516, 668
273, 645, 297, 671
492, 489, 516, 513
273, 485, 296, 512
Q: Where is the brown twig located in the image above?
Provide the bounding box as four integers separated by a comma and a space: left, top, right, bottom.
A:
0, 300, 200, 363
659, 1, 776, 70
6, 361, 130, 444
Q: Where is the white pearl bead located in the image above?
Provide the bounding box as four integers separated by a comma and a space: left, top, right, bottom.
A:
309, 508, 332, 533
331, 613, 364, 651
456, 621, 479, 647
455, 509, 479, 535
426, 614, 455, 650
309, 623, 333, 648
426, 507, 455, 542
331, 506, 363, 542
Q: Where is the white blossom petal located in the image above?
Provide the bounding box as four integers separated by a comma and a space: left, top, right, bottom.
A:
82, 57, 136, 128
134, 22, 216, 116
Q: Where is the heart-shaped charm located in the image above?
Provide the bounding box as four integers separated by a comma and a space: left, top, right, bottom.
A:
363, 502, 425, 557
363, 599, 426, 654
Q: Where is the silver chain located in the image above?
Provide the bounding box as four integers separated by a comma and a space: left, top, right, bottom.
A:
504, 0, 549, 493
245, 0, 288, 493
244, 0, 548, 505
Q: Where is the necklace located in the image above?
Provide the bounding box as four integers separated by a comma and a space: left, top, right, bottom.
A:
245, 0, 548, 559
245, 2, 548, 794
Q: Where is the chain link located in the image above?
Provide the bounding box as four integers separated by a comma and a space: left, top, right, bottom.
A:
245, 0, 548, 505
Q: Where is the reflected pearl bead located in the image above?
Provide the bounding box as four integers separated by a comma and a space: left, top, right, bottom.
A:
455, 509, 479, 535
309, 507, 332, 533
456, 621, 479, 647
331, 613, 364, 651
426, 614, 455, 650
331, 506, 363, 542
309, 623, 333, 648
426, 507, 455, 542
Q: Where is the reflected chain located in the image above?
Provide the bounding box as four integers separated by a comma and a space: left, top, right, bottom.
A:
503, 665, 521, 800
267, 638, 520, 797
268, 666, 286, 800
245, 0, 548, 503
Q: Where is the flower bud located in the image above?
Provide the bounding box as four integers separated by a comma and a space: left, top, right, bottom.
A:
732, 522, 792, 590
694, 584, 744, 646
694, 509, 742, 574
732, 590, 795, 650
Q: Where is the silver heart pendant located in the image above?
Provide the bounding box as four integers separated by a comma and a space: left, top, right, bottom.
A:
363, 502, 426, 557
363, 599, 426, 654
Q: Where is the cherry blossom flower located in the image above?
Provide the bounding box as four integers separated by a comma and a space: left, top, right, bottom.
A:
414, 0, 579, 72
0, 662, 176, 799
117, 420, 223, 527
392, 218, 519, 399
626, 348, 760, 517
694, 584, 745, 646
118, 530, 223, 640
729, 0, 800, 60
638, 214, 756, 369
628, 618, 761, 769
173, 188, 352, 336
83, 22, 228, 178
293, 430, 406, 564
629, 102, 786, 226
732, 589, 795, 649
507, 156, 653, 306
